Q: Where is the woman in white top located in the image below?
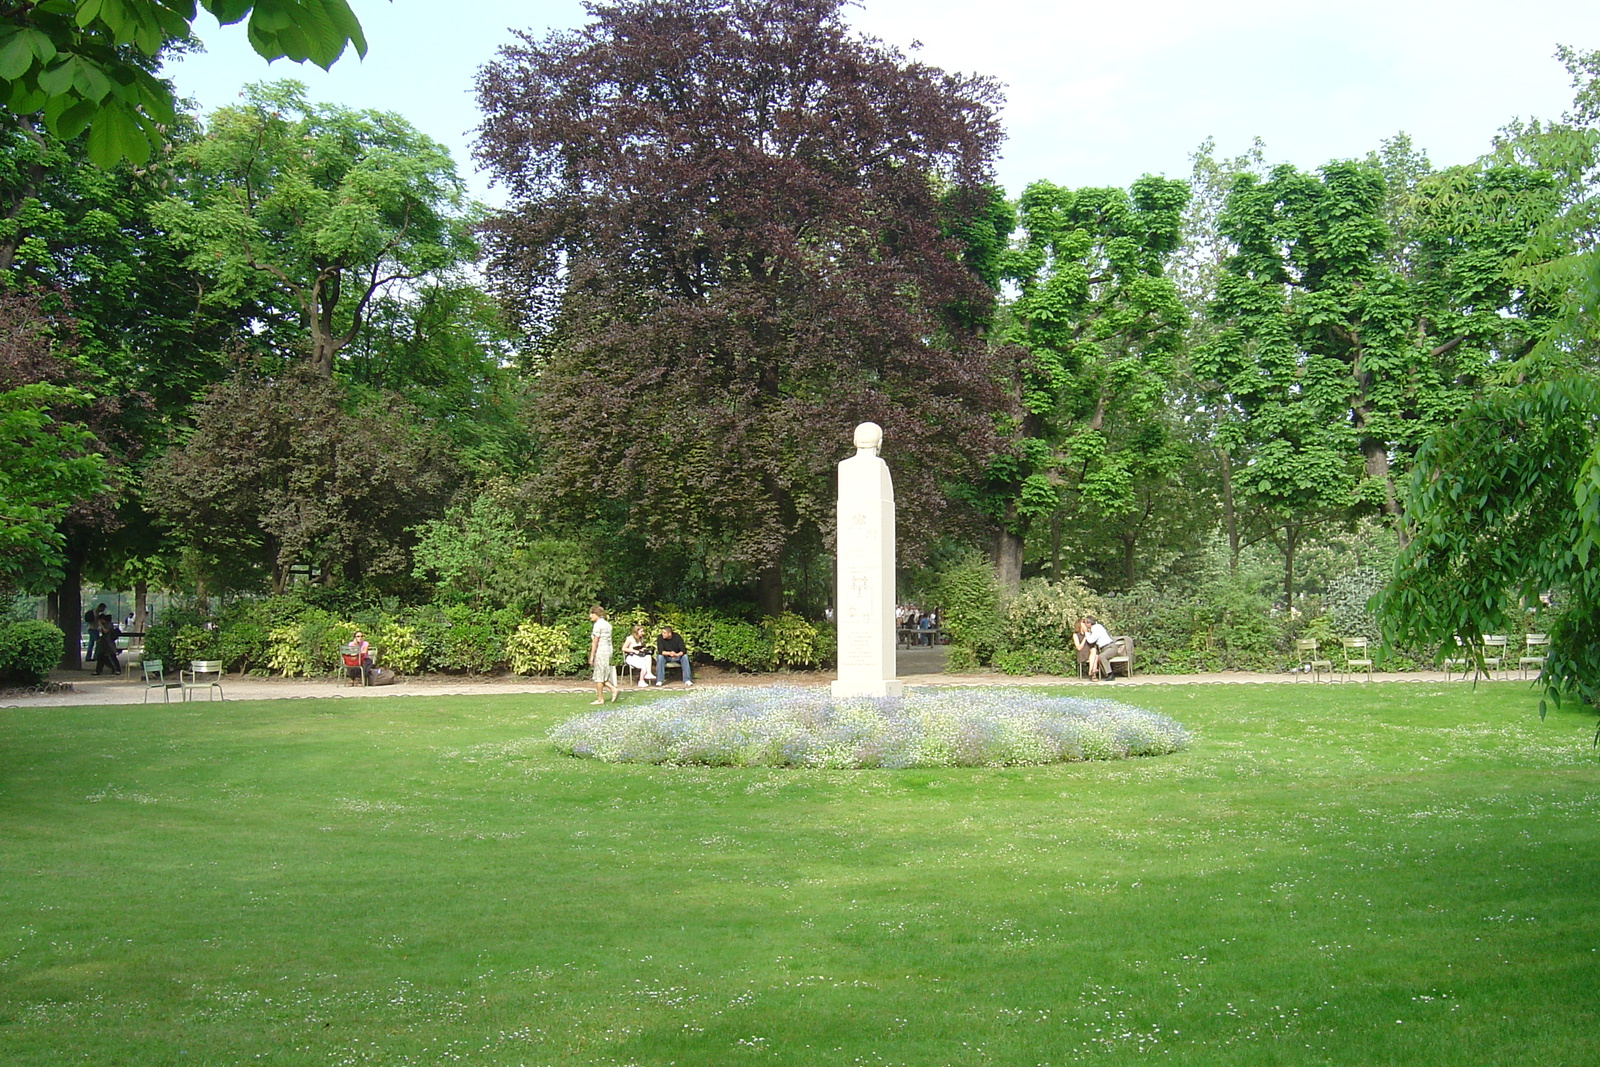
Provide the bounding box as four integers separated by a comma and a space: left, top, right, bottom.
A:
1085, 617, 1114, 680
621, 624, 655, 687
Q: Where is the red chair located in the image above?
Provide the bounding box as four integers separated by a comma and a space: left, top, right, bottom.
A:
340, 647, 371, 687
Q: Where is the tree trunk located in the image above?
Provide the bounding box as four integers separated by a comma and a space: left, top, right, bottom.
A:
992, 528, 1024, 598
1361, 438, 1408, 549
1282, 526, 1297, 618
134, 581, 148, 632
309, 269, 341, 378
57, 556, 83, 670
0, 117, 46, 273
1049, 515, 1062, 582
1217, 448, 1240, 573
757, 561, 784, 618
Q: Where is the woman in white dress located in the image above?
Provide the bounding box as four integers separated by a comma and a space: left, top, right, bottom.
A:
621, 624, 655, 687
588, 606, 620, 704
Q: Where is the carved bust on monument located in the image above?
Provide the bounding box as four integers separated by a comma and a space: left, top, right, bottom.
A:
831, 422, 903, 700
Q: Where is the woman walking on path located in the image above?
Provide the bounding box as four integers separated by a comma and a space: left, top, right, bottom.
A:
588, 606, 620, 704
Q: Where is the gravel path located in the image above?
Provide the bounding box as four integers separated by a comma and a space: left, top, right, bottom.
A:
4, 655, 1502, 709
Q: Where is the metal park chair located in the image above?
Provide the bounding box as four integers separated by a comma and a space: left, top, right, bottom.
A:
1294, 639, 1332, 681
1519, 634, 1550, 680
141, 660, 182, 704
1480, 635, 1509, 680
180, 660, 225, 701
1339, 637, 1373, 681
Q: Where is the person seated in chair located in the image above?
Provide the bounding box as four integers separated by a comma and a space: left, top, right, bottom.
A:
1084, 616, 1114, 679
654, 625, 693, 686
622, 624, 656, 687
1071, 618, 1093, 677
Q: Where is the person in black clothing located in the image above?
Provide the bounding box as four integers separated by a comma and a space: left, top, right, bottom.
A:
93, 613, 121, 675
654, 625, 693, 686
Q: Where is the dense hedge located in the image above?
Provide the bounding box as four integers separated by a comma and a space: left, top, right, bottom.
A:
936, 565, 1460, 677
0, 620, 64, 685
136, 595, 837, 678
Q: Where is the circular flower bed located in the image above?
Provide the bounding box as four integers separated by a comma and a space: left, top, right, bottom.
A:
549, 686, 1190, 768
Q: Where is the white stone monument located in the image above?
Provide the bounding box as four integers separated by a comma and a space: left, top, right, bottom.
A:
831, 422, 903, 700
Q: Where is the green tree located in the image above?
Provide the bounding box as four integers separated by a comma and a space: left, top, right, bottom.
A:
965, 175, 1189, 594
1193, 155, 1559, 607
410, 489, 599, 623
341, 278, 535, 476
1490, 45, 1600, 372
0, 380, 104, 593
1, 110, 246, 409
152, 80, 477, 378
1377, 375, 1600, 708
1, 109, 254, 662
0, 0, 378, 166
1379, 47, 1600, 711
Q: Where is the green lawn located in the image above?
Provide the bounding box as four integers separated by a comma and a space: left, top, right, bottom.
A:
2, 683, 1597, 1065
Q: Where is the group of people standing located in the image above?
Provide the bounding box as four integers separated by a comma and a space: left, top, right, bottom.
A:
587, 608, 693, 704
895, 605, 939, 645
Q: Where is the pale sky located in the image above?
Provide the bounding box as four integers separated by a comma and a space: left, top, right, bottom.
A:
166, 0, 1600, 205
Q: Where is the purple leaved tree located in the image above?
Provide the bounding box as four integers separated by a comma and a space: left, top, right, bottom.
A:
476, 0, 1008, 614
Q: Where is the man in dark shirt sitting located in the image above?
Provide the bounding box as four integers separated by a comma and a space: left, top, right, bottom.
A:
654, 625, 693, 686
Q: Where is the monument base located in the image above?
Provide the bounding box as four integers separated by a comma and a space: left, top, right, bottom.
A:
831, 678, 904, 700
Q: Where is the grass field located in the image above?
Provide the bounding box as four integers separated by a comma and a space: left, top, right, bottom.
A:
2, 682, 1597, 1065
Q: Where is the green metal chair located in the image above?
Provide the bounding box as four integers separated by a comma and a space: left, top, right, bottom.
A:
1295, 639, 1332, 681
141, 660, 181, 703
180, 660, 225, 702
1519, 634, 1550, 680
1339, 637, 1373, 681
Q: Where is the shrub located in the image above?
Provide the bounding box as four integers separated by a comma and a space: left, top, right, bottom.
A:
944, 645, 981, 673
657, 606, 717, 658
761, 612, 822, 669
703, 618, 773, 672
507, 621, 574, 675
172, 624, 217, 666
436, 605, 503, 674
214, 618, 270, 673
266, 608, 349, 677
403, 606, 452, 673
1326, 567, 1386, 644
152, 602, 210, 634
937, 553, 1002, 666
1103, 574, 1288, 673
0, 620, 63, 685
812, 621, 837, 669
993, 647, 1078, 676
552, 611, 597, 675
1000, 576, 1104, 655
371, 620, 422, 674
141, 622, 176, 666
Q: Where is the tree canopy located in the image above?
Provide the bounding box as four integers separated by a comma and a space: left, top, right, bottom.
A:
476, 0, 1009, 614
0, 0, 378, 166
967, 175, 1190, 593
152, 80, 477, 378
